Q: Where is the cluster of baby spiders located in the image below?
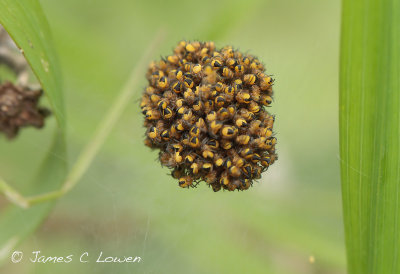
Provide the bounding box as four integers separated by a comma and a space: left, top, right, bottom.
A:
141, 41, 277, 191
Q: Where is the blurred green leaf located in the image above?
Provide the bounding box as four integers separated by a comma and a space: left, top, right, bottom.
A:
0, 0, 67, 264
339, 0, 400, 273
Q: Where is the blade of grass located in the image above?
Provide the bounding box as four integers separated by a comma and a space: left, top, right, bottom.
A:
0, 0, 67, 265
0, 0, 65, 127
339, 0, 400, 273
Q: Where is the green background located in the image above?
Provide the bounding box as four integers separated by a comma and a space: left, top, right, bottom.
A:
0, 0, 342, 273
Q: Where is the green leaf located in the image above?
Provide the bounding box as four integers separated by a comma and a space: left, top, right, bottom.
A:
0, 0, 67, 264
0, 0, 65, 127
339, 0, 400, 273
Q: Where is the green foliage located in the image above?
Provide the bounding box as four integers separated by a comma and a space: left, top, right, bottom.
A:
339, 0, 400, 273
0, 0, 345, 273
0, 0, 65, 127
0, 0, 66, 263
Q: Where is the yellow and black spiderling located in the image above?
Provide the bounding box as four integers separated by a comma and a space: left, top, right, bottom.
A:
141, 41, 277, 191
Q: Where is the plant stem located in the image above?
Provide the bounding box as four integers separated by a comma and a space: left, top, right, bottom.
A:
0, 29, 166, 208
26, 189, 65, 206
0, 176, 28, 208
62, 29, 165, 193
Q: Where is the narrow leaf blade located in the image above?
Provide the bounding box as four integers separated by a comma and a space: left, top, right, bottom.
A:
0, 0, 65, 128
0, 0, 67, 264
339, 0, 400, 273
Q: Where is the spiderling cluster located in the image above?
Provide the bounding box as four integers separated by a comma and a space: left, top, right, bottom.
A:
140, 41, 277, 192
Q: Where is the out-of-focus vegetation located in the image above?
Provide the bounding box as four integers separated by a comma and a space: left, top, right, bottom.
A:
0, 0, 342, 273
0, 0, 66, 259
